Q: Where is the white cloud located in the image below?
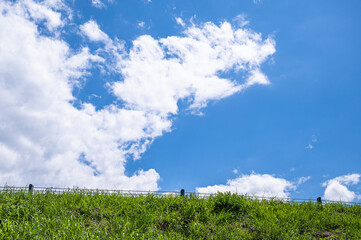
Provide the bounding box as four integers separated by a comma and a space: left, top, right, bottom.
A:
0, 1, 275, 190
196, 173, 296, 198
137, 21, 146, 29
322, 174, 361, 202
233, 169, 238, 174
297, 176, 311, 185
0, 0, 162, 189
24, 0, 64, 30
80, 20, 110, 43
323, 181, 356, 202
233, 14, 249, 28
305, 134, 317, 150
305, 144, 314, 149
91, 0, 105, 9
175, 17, 185, 27
112, 21, 275, 114
332, 174, 360, 185
90, 0, 114, 9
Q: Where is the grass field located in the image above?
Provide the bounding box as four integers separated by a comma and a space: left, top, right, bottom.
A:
0, 189, 360, 239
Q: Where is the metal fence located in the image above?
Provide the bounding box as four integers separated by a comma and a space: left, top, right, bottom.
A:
1, 185, 360, 206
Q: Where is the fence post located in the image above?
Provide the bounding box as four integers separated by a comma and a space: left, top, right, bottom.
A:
317, 197, 322, 204
29, 184, 34, 192
180, 189, 185, 197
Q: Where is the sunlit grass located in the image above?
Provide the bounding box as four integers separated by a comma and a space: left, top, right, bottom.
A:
0, 190, 360, 239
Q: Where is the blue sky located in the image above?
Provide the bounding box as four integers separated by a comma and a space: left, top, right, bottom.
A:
0, 0, 360, 202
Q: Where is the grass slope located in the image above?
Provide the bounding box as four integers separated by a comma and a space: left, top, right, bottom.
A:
0, 190, 360, 239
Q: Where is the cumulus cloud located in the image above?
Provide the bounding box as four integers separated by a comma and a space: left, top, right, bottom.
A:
80, 20, 110, 43
322, 174, 361, 202
0, 0, 162, 189
112, 21, 275, 114
196, 173, 296, 198
0, 0, 275, 189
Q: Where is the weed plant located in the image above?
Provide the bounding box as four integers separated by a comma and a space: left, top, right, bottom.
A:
0, 190, 360, 239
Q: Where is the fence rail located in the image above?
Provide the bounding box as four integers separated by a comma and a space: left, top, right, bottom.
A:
1, 185, 360, 205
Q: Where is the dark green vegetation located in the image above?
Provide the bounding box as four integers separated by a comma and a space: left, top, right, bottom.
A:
0, 190, 360, 239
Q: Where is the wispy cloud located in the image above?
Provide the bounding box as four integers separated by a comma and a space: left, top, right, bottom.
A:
137, 21, 146, 29
297, 176, 311, 185
305, 144, 314, 150
305, 134, 317, 150
233, 14, 249, 27
175, 17, 185, 27
91, 0, 113, 9
91, 0, 105, 9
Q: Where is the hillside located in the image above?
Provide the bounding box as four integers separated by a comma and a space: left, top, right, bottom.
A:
0, 190, 360, 239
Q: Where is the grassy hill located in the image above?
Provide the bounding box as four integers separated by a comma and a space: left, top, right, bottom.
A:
0, 190, 360, 239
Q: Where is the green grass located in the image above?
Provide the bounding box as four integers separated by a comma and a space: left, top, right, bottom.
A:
0, 190, 360, 239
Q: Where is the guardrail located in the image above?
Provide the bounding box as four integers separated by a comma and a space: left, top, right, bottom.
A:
1, 185, 360, 205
